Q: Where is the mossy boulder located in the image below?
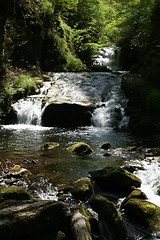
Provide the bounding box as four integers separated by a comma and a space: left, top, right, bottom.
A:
40, 142, 60, 151
89, 195, 128, 240
71, 177, 94, 200
123, 198, 160, 232
121, 189, 147, 207
0, 186, 34, 202
7, 164, 31, 178
89, 166, 141, 194
0, 199, 67, 240
100, 142, 111, 150
67, 142, 93, 155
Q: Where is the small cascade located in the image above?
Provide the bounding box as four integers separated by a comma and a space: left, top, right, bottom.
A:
92, 46, 121, 71
135, 157, 160, 207
12, 81, 51, 125
91, 76, 129, 129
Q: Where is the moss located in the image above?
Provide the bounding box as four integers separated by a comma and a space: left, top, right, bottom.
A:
5, 73, 42, 102
122, 189, 147, 207
89, 195, 128, 240
40, 142, 60, 151
71, 177, 95, 200
123, 198, 160, 231
0, 186, 35, 201
67, 142, 93, 155
78, 205, 91, 233
90, 166, 141, 194
56, 231, 66, 240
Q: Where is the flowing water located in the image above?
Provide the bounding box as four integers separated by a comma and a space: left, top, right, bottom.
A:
0, 47, 160, 239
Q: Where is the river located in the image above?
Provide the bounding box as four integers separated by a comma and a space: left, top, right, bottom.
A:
0, 47, 160, 239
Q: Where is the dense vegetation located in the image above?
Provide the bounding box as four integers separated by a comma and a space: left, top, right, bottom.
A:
0, 0, 160, 132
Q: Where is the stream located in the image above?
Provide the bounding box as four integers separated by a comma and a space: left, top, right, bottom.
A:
0, 46, 160, 239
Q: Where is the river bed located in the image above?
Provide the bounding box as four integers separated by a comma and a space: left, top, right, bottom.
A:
0, 48, 160, 239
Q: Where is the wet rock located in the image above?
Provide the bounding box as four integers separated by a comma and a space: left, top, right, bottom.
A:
42, 74, 50, 81
42, 102, 93, 127
41, 79, 94, 127
56, 231, 67, 240
67, 142, 93, 155
123, 165, 142, 173
121, 189, 147, 207
100, 142, 111, 150
71, 177, 94, 200
89, 166, 141, 194
89, 195, 128, 240
125, 145, 138, 151
122, 198, 160, 233
0, 186, 34, 202
71, 206, 92, 240
4, 164, 31, 178
103, 152, 111, 157
0, 199, 67, 240
91, 65, 112, 72
40, 141, 60, 151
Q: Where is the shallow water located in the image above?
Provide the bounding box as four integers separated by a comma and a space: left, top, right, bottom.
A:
0, 124, 133, 185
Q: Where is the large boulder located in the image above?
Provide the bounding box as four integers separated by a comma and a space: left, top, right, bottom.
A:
41, 79, 94, 127
0, 186, 34, 201
42, 102, 93, 127
89, 166, 141, 194
0, 199, 67, 240
89, 195, 128, 240
122, 198, 160, 234
71, 177, 94, 200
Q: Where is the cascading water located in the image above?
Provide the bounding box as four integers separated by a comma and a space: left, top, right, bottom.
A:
1, 47, 160, 240
92, 46, 122, 71
12, 81, 51, 125
91, 75, 128, 129
12, 46, 128, 130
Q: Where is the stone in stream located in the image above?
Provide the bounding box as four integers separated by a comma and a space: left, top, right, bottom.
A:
121, 189, 147, 207
100, 142, 111, 150
67, 142, 93, 155
40, 141, 60, 151
41, 79, 94, 127
0, 194, 67, 240
42, 102, 93, 127
71, 177, 95, 200
89, 166, 141, 194
3, 164, 31, 179
122, 197, 160, 236
0, 186, 34, 201
89, 195, 128, 240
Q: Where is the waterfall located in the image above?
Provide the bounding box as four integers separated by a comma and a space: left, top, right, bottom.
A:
92, 46, 122, 71
11, 47, 128, 129
91, 74, 129, 129
12, 81, 51, 125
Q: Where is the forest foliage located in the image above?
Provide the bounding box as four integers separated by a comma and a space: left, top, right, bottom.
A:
0, 0, 159, 72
